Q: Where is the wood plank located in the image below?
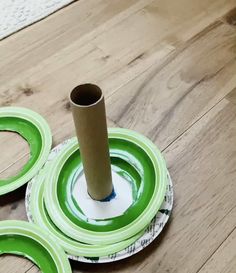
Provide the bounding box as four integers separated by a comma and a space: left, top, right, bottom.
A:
96, 0, 236, 93
94, 0, 236, 64
160, 99, 236, 273
106, 20, 236, 150
1, 0, 235, 111
0, 0, 146, 77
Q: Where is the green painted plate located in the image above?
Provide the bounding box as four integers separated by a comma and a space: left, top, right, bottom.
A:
26, 147, 173, 261
0, 107, 52, 195
44, 128, 167, 245
0, 220, 72, 273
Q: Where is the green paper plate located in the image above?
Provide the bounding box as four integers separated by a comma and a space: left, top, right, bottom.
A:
0, 220, 72, 273
0, 107, 52, 195
44, 128, 167, 245
27, 156, 144, 257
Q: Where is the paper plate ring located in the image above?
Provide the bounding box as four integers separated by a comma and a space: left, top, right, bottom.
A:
0, 107, 52, 195
44, 128, 167, 245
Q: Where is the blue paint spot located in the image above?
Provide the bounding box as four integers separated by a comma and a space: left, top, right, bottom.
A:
100, 187, 116, 202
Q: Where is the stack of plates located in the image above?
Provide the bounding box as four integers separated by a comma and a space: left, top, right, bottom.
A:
26, 128, 173, 263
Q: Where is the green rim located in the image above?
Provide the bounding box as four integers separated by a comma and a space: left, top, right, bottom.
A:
0, 220, 72, 273
0, 107, 52, 195
45, 128, 167, 245
30, 164, 144, 257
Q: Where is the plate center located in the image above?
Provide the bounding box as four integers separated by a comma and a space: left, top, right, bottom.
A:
72, 170, 133, 220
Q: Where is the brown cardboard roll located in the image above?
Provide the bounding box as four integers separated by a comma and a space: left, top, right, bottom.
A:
70, 84, 113, 200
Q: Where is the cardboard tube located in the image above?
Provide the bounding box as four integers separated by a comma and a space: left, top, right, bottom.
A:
70, 84, 113, 200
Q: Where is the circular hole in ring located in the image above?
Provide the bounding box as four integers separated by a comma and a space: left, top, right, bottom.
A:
0, 255, 41, 273
0, 131, 30, 180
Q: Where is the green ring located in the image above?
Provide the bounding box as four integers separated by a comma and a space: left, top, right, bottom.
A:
57, 136, 155, 232
45, 128, 167, 245
29, 163, 144, 257
0, 107, 52, 195
0, 220, 72, 273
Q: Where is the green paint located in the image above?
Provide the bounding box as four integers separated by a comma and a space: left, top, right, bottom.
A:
0, 234, 57, 273
0, 107, 52, 195
57, 138, 155, 232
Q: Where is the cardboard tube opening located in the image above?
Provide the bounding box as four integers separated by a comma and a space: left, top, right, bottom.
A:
70, 84, 102, 107
70, 84, 113, 201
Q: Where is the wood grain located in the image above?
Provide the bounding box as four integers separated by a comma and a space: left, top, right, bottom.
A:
1, 0, 236, 272
106, 21, 236, 150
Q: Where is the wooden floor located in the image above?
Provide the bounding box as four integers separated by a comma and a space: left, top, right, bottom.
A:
1, 0, 236, 272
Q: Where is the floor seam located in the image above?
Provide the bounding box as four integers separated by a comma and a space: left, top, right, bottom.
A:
24, 264, 35, 273
195, 224, 236, 273
161, 96, 225, 153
